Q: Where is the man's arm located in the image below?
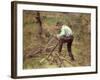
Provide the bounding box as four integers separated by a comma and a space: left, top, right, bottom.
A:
57, 27, 65, 38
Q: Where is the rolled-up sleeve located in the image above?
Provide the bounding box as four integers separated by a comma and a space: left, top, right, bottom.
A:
57, 28, 65, 37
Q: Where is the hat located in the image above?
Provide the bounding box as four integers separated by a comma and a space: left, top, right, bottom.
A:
56, 21, 63, 26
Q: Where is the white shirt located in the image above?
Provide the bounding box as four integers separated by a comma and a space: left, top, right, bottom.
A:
57, 25, 73, 37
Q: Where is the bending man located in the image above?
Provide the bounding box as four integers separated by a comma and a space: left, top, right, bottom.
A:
55, 22, 75, 61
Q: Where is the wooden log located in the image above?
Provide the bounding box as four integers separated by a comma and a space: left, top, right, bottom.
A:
40, 42, 58, 63
25, 36, 56, 59
55, 52, 66, 67
25, 48, 43, 58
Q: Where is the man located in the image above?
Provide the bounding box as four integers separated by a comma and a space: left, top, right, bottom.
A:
55, 22, 75, 61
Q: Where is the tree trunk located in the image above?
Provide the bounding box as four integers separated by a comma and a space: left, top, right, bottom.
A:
36, 11, 43, 38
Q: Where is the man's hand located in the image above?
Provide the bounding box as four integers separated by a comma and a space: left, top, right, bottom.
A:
57, 35, 60, 39
54, 35, 60, 40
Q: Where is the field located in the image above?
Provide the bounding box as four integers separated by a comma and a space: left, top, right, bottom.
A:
23, 10, 91, 69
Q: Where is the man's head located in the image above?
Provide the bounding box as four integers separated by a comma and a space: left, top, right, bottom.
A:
56, 21, 63, 26
56, 22, 63, 30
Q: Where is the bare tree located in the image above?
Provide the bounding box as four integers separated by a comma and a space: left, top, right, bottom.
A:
36, 11, 43, 38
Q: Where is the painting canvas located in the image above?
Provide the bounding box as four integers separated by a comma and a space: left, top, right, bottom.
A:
23, 11, 91, 69
11, 1, 97, 78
